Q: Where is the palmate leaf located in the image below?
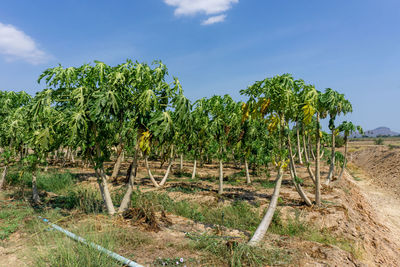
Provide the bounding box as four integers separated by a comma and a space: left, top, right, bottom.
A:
138, 89, 158, 112
302, 102, 315, 125
139, 131, 151, 154
266, 113, 280, 133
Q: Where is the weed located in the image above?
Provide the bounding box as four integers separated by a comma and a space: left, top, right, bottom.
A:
186, 232, 291, 266
127, 191, 260, 232
6, 171, 76, 194
153, 256, 196, 266
0, 199, 34, 240
50, 186, 104, 214
32, 220, 146, 267
374, 138, 384, 145
253, 178, 275, 188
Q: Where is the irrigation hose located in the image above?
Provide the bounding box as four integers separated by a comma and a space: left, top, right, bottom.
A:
38, 216, 143, 267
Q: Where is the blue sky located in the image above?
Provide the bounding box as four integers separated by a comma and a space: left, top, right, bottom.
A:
0, 0, 399, 132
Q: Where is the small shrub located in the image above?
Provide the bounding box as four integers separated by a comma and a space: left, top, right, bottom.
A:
374, 138, 384, 145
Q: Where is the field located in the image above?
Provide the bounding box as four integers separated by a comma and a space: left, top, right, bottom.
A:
1, 138, 400, 266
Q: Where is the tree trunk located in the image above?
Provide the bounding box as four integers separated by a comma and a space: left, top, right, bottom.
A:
218, 159, 223, 194
248, 167, 284, 246
288, 135, 312, 206
338, 136, 349, 181
179, 154, 183, 172
245, 158, 251, 184
95, 168, 115, 215
315, 112, 321, 206
111, 145, 124, 179
144, 156, 160, 188
296, 122, 303, 164
0, 166, 8, 190
118, 150, 138, 213
32, 172, 40, 204
159, 158, 173, 186
70, 150, 75, 163
191, 159, 197, 179
326, 129, 335, 185
302, 129, 316, 185
309, 135, 316, 161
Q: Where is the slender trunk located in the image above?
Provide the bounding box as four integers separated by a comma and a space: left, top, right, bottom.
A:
95, 168, 115, 215
0, 166, 8, 190
159, 158, 173, 186
32, 171, 40, 204
62, 147, 69, 167
245, 158, 251, 184
248, 167, 284, 246
218, 159, 223, 194
320, 148, 325, 159
302, 129, 316, 184
144, 156, 160, 188
191, 159, 197, 179
111, 150, 124, 179
70, 150, 75, 163
315, 112, 321, 206
288, 135, 312, 206
296, 122, 303, 164
309, 135, 316, 161
326, 129, 335, 185
179, 154, 183, 172
338, 136, 349, 180
118, 149, 138, 213
302, 131, 309, 162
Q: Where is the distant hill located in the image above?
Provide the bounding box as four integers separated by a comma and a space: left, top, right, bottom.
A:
351, 127, 400, 138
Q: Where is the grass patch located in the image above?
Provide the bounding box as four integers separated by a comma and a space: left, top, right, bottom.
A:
165, 184, 203, 194
51, 186, 104, 214
128, 191, 261, 232
186, 232, 291, 266
269, 208, 361, 258
6, 171, 77, 194
253, 178, 275, 189
31, 219, 150, 267
0, 198, 34, 240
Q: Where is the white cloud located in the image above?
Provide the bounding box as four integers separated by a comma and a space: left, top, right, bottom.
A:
164, 0, 238, 15
201, 14, 227, 25
0, 22, 50, 65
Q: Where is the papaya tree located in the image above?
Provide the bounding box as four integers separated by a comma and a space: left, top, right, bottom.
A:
242, 74, 296, 246
39, 60, 182, 214
337, 121, 362, 180
321, 88, 352, 185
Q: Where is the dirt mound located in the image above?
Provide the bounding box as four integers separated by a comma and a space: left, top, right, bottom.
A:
350, 146, 400, 199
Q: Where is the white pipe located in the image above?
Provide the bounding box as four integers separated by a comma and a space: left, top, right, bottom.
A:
38, 216, 142, 267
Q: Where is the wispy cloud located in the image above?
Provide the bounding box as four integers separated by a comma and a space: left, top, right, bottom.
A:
163, 0, 238, 25
202, 14, 227, 25
0, 22, 51, 65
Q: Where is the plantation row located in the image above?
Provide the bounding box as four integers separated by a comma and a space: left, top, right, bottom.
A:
0, 59, 361, 245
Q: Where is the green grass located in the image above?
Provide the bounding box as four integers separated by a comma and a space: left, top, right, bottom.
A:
269, 208, 361, 258
127, 191, 261, 232
253, 178, 276, 189
186, 232, 291, 266
52, 186, 105, 214
31, 219, 151, 267
0, 198, 34, 240
6, 170, 77, 194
